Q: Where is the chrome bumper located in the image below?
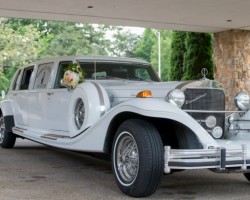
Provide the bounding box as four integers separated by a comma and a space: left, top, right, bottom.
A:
164, 145, 248, 173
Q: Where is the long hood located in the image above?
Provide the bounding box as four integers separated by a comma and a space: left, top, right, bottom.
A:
87, 79, 223, 107
91, 80, 187, 99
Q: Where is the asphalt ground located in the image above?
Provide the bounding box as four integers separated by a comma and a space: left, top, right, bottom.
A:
0, 139, 250, 200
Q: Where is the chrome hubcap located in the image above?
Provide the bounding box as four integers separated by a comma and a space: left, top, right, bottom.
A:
74, 98, 85, 129
0, 116, 5, 143
116, 132, 139, 184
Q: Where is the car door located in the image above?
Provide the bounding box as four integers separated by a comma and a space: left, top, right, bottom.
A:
44, 61, 73, 133
8, 66, 34, 126
28, 61, 73, 135
28, 62, 54, 130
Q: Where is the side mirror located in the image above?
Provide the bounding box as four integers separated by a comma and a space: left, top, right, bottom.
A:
60, 79, 71, 90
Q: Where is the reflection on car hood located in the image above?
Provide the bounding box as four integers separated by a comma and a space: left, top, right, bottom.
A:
88, 79, 222, 98
88, 80, 185, 99
85, 79, 223, 107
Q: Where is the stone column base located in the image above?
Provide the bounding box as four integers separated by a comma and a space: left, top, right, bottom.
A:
214, 30, 250, 110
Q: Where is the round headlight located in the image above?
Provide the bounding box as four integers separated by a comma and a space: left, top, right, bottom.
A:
234, 92, 250, 110
205, 116, 217, 128
166, 89, 185, 108
211, 126, 223, 139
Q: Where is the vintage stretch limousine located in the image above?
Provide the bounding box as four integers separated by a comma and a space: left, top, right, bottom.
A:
1, 55, 250, 197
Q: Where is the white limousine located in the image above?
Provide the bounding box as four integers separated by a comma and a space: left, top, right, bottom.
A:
1, 55, 250, 197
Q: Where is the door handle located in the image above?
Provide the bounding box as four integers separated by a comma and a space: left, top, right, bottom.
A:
47, 92, 54, 96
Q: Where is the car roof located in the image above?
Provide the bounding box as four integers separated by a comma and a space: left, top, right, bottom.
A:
25, 55, 150, 68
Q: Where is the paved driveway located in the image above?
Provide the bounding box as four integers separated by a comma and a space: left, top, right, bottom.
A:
0, 139, 250, 200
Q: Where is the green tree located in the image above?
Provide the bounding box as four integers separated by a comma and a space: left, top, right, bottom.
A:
0, 21, 41, 90
0, 72, 9, 92
183, 32, 214, 80
40, 23, 95, 58
168, 31, 186, 81
151, 30, 172, 81
109, 27, 141, 57
4, 18, 141, 59
133, 29, 155, 62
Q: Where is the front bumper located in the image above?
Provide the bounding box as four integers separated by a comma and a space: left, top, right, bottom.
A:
164, 145, 249, 173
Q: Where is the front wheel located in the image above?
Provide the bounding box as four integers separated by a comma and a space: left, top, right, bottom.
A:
112, 119, 164, 197
0, 114, 16, 148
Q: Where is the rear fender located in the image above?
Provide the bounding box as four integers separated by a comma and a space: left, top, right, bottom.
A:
0, 100, 15, 132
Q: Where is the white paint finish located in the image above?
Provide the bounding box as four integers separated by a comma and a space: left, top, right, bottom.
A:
27, 89, 70, 133
46, 89, 71, 132
68, 82, 110, 137
0, 0, 250, 32
0, 100, 14, 116
8, 91, 29, 125
12, 97, 218, 152
3, 55, 248, 158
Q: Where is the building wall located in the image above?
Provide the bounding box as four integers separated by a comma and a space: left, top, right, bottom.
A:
214, 30, 250, 110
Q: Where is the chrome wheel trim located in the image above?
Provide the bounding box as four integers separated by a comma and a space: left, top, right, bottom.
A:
0, 116, 5, 143
114, 131, 139, 186
74, 98, 85, 130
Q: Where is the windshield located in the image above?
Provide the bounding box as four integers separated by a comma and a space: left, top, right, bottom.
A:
79, 62, 160, 82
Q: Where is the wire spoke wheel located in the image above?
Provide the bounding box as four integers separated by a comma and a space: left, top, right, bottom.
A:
116, 132, 139, 184
112, 119, 164, 198
74, 98, 85, 129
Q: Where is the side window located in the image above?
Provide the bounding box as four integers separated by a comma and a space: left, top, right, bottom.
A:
11, 69, 21, 90
54, 61, 73, 89
34, 63, 53, 89
20, 67, 34, 90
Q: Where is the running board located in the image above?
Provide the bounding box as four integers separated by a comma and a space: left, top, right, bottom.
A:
41, 134, 70, 140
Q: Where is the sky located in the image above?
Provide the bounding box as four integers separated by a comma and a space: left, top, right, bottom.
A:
125, 26, 145, 35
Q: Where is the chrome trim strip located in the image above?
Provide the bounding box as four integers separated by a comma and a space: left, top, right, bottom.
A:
91, 82, 105, 116
184, 87, 225, 91
175, 81, 195, 90
164, 145, 249, 173
183, 110, 246, 114
12, 127, 27, 133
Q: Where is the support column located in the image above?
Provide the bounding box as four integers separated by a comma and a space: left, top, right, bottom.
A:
214, 30, 250, 110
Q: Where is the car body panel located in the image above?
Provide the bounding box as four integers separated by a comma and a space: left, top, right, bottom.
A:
1, 55, 250, 172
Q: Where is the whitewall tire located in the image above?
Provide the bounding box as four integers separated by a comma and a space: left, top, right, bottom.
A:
112, 119, 164, 197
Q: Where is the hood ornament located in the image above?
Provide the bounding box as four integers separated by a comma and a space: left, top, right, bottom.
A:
201, 68, 208, 80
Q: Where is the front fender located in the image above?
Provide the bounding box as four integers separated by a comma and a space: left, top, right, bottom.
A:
109, 98, 218, 148
60, 98, 218, 152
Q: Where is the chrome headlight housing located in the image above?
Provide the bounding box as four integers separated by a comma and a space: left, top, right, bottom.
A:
234, 92, 250, 111
166, 89, 185, 108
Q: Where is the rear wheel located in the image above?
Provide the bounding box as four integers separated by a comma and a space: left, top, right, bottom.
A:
0, 114, 16, 148
112, 119, 164, 197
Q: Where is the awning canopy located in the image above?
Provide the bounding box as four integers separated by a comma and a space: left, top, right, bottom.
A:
0, 0, 250, 32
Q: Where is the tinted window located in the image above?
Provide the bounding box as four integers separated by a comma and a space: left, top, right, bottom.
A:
54, 61, 73, 89
20, 67, 34, 90
79, 62, 159, 81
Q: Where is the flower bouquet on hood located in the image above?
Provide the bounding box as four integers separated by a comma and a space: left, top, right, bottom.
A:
63, 63, 85, 89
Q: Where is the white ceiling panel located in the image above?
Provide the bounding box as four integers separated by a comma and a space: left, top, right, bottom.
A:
0, 0, 250, 32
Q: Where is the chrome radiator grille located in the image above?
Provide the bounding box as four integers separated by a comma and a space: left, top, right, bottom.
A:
182, 88, 225, 132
